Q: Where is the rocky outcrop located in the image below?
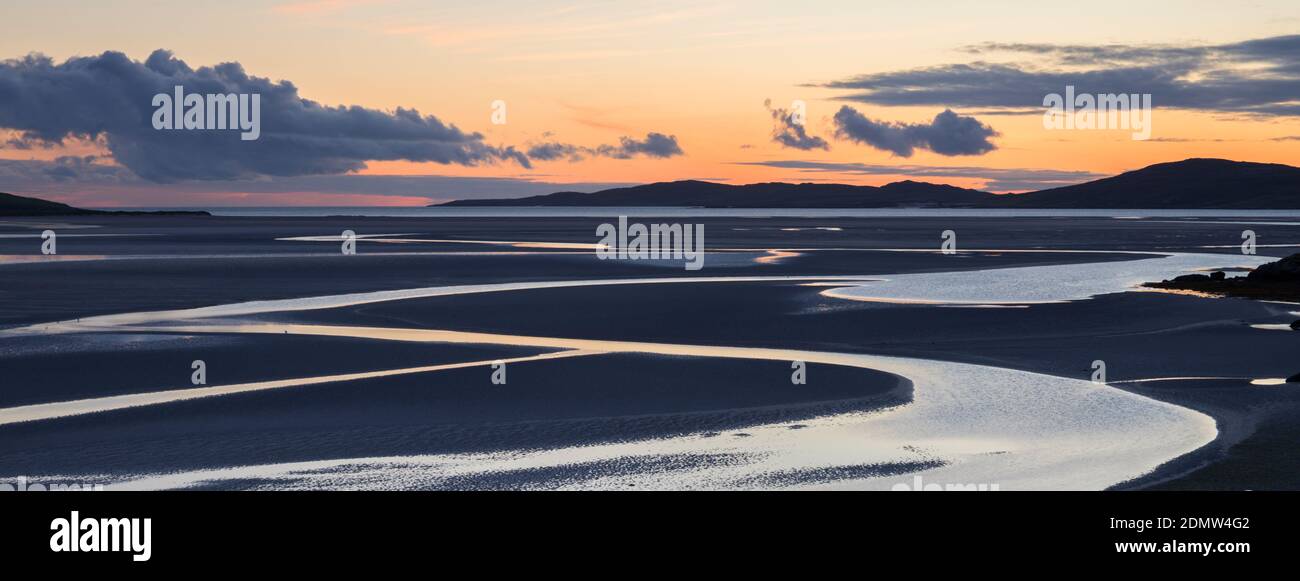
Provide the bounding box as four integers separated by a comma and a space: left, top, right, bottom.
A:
1143, 254, 1300, 302
1248, 254, 1300, 282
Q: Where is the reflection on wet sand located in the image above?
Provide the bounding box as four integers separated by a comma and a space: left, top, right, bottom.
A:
26, 318, 1216, 491
0, 349, 597, 426
1, 248, 1255, 490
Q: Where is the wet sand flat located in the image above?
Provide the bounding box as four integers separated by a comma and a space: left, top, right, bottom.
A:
2, 213, 1299, 489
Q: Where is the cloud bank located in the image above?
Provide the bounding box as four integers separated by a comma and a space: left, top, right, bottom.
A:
819, 34, 1300, 116
832, 107, 998, 157
0, 50, 534, 182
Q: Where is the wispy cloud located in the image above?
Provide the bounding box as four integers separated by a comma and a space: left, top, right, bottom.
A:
560, 102, 636, 133
384, 2, 733, 51
526, 132, 683, 161
273, 0, 388, 16
763, 99, 828, 151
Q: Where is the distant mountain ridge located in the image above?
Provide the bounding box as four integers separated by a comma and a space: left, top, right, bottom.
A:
441, 179, 1001, 208
0, 192, 98, 216
437, 159, 1300, 209
0, 192, 209, 216
1005, 159, 1300, 208
7, 158, 1298, 213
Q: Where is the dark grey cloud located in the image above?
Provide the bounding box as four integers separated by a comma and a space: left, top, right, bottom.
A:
0, 155, 137, 184
593, 132, 683, 158
41, 155, 115, 181
526, 132, 683, 161
963, 108, 1047, 116
525, 142, 584, 161
959, 42, 1210, 66
763, 99, 828, 150
965, 35, 1300, 70
733, 160, 1104, 192
824, 63, 1188, 109
0, 50, 531, 182
820, 35, 1300, 116
3, 135, 43, 149
831, 107, 997, 157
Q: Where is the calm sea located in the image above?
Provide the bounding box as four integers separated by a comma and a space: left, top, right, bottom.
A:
108, 207, 1300, 218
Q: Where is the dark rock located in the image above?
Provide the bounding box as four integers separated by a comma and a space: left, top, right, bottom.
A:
1, 191, 99, 216
1145, 254, 1300, 302
1248, 253, 1300, 282
1291, 320, 1300, 330
1289, 373, 1300, 383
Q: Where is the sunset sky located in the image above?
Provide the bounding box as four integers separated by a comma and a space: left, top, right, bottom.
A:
1, 0, 1298, 206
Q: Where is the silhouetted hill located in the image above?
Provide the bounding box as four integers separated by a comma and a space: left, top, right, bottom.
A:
438, 179, 1000, 208
435, 159, 1300, 209
1006, 159, 1300, 208
0, 192, 209, 216
0, 192, 99, 216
